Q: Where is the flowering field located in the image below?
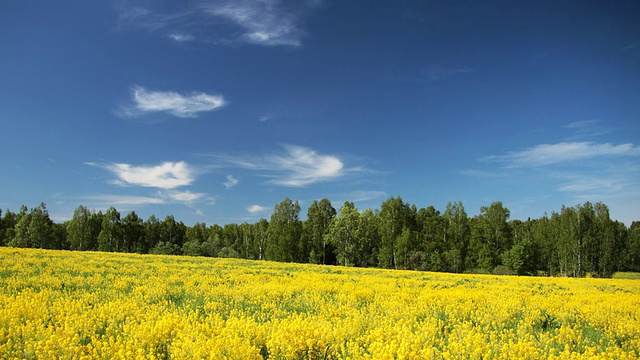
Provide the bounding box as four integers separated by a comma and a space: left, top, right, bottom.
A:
0, 248, 639, 359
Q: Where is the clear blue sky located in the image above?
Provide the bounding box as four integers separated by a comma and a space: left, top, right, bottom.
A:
1, 1, 639, 225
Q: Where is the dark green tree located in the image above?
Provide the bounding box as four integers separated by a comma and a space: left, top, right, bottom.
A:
142, 215, 162, 253
625, 221, 640, 271
67, 205, 93, 250
356, 209, 380, 267
442, 201, 469, 273
266, 197, 302, 262
98, 207, 122, 252
377, 196, 414, 269
122, 211, 144, 253
1, 209, 17, 246
469, 201, 511, 272
27, 203, 53, 249
305, 198, 336, 264
9, 206, 31, 248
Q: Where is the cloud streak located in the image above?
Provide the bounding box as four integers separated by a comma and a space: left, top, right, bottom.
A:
224, 175, 239, 189
486, 142, 640, 167
269, 145, 344, 186
118, 0, 322, 47
247, 204, 268, 214
101, 161, 196, 189
81, 194, 166, 206
211, 145, 354, 187
123, 86, 225, 118
203, 0, 306, 46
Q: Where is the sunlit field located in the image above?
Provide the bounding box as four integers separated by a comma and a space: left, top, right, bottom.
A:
1, 248, 639, 359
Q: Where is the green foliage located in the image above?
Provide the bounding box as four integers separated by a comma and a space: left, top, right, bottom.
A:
2, 197, 637, 278
326, 202, 360, 267
305, 199, 336, 265
266, 198, 302, 262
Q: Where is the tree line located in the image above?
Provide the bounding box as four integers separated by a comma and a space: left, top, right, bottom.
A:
1, 197, 639, 277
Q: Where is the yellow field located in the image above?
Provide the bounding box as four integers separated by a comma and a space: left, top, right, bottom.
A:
0, 248, 639, 359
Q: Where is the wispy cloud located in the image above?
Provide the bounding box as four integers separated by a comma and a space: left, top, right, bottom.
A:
224, 175, 238, 188
166, 190, 205, 202
247, 204, 269, 214
259, 114, 276, 122
211, 145, 357, 187
121, 86, 225, 118
269, 145, 344, 186
85, 161, 214, 214
118, 0, 322, 47
485, 142, 640, 167
95, 161, 196, 189
563, 120, 613, 138
204, 0, 305, 46
117, 7, 191, 32
81, 194, 166, 206
346, 190, 387, 202
169, 33, 194, 42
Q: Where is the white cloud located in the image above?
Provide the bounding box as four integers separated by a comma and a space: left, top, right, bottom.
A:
259, 114, 275, 122
563, 120, 612, 138
486, 142, 640, 167
124, 86, 225, 118
166, 190, 205, 202
348, 190, 387, 202
478, 137, 640, 225
224, 175, 239, 188
247, 204, 269, 214
82, 195, 166, 206
169, 33, 194, 42
203, 0, 307, 46
269, 145, 344, 187
104, 161, 196, 189
210, 145, 361, 187
118, 1, 322, 47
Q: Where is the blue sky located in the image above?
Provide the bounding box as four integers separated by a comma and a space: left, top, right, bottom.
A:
1, 1, 639, 225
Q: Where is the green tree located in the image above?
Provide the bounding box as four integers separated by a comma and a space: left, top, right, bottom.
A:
442, 201, 469, 273
377, 196, 414, 269
152, 215, 186, 254
67, 205, 92, 250
469, 201, 511, 272
238, 222, 255, 259
356, 209, 380, 267
253, 219, 269, 260
122, 211, 144, 253
625, 222, 640, 271
1, 209, 17, 246
10, 206, 31, 248
27, 203, 52, 249
305, 198, 336, 264
266, 197, 302, 262
326, 202, 360, 267
416, 206, 445, 271
50, 222, 68, 250
502, 220, 537, 275
182, 222, 209, 256
142, 215, 162, 253
532, 214, 557, 275
97, 207, 122, 252
0, 209, 4, 246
